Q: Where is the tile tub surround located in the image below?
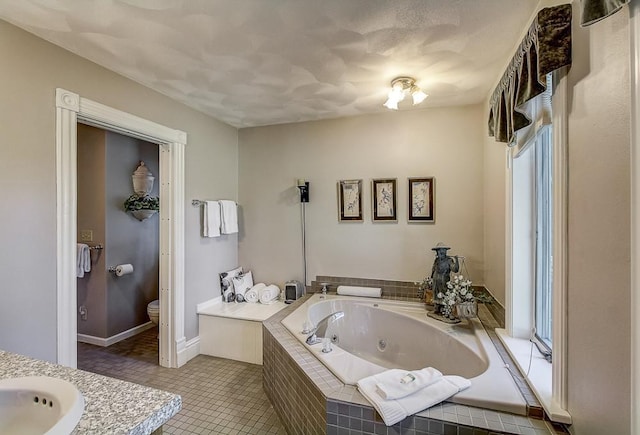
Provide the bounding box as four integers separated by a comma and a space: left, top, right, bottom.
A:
0, 350, 181, 434
311, 275, 503, 326
263, 295, 568, 435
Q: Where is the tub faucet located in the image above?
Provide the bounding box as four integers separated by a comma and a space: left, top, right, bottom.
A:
320, 282, 329, 299
306, 311, 344, 345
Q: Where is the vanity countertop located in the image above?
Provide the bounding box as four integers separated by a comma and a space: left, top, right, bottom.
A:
0, 350, 181, 434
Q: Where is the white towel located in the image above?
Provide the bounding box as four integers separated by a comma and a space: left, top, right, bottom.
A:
203, 201, 221, 237
219, 200, 238, 234
76, 243, 91, 278
245, 283, 266, 303
357, 374, 471, 426
374, 368, 443, 400
337, 285, 382, 298
259, 284, 281, 304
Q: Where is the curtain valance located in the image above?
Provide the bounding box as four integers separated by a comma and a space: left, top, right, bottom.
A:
581, 0, 629, 26
488, 4, 572, 144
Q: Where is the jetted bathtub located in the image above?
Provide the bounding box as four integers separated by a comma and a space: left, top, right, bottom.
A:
281, 294, 527, 415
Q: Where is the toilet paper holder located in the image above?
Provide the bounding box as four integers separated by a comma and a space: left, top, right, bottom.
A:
108, 264, 134, 276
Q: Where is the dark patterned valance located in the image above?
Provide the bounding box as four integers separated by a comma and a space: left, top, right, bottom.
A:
581, 0, 629, 26
488, 4, 572, 144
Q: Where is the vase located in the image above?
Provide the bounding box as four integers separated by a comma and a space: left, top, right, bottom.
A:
131, 209, 157, 221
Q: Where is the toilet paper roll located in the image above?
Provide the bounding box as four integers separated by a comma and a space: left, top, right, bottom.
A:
115, 264, 134, 277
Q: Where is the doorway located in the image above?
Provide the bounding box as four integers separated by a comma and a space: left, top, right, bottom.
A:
76, 125, 160, 361
56, 88, 187, 368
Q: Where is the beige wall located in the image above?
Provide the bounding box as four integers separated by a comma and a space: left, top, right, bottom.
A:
482, 4, 632, 434
238, 106, 485, 288
482, 120, 507, 305
565, 8, 631, 435
0, 20, 238, 361
77, 124, 108, 338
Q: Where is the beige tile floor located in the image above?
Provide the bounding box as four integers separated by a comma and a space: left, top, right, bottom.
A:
78, 328, 286, 434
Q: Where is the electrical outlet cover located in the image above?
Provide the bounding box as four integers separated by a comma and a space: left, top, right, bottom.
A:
80, 230, 93, 242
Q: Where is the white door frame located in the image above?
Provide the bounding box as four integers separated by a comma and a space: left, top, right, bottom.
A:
630, 1, 640, 432
56, 88, 187, 368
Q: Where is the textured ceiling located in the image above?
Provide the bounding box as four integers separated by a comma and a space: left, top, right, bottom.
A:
0, 0, 539, 128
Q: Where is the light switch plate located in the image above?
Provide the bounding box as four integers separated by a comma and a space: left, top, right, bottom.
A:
80, 230, 93, 242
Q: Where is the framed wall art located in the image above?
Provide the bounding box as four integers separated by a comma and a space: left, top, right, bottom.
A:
408, 177, 435, 222
372, 178, 397, 222
337, 179, 363, 222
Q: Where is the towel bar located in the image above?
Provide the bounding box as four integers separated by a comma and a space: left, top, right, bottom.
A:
89, 244, 104, 250
192, 199, 237, 207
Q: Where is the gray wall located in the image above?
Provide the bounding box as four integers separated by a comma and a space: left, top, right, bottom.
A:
238, 106, 485, 287
0, 19, 238, 362
105, 132, 159, 337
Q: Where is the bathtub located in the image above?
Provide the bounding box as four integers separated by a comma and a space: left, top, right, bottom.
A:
281, 294, 527, 415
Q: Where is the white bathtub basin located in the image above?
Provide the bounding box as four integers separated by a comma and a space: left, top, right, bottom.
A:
282, 294, 527, 415
0, 376, 84, 435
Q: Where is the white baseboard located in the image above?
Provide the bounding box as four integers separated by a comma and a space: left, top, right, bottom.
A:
177, 336, 200, 367
77, 322, 155, 347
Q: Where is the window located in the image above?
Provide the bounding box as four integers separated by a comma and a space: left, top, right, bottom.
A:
534, 127, 553, 353
499, 72, 570, 423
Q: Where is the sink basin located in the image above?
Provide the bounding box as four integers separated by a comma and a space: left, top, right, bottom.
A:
0, 376, 84, 435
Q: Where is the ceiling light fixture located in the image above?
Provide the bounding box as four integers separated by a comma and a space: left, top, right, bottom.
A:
383, 76, 428, 110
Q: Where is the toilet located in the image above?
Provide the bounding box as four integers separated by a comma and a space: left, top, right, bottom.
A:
147, 300, 159, 325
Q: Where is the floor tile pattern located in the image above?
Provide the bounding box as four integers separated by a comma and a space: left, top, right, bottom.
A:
78, 328, 285, 434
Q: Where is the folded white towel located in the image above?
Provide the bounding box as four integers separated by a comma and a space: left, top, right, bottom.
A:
203, 201, 221, 237
337, 285, 382, 298
357, 373, 471, 426
76, 243, 91, 278
374, 368, 443, 400
259, 284, 280, 304
219, 200, 238, 234
245, 283, 266, 303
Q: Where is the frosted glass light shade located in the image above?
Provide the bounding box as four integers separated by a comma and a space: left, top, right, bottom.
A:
132, 161, 155, 195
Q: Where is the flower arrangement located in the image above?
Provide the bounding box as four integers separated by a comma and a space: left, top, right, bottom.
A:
124, 194, 159, 212
435, 274, 474, 318
416, 276, 433, 300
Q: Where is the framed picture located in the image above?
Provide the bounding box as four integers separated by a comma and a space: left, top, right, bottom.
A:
408, 177, 435, 222
372, 178, 397, 222
337, 179, 363, 222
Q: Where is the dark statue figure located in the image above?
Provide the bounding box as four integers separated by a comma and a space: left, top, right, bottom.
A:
430, 242, 459, 315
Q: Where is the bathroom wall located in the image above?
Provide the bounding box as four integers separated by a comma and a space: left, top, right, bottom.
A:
564, 7, 630, 435
238, 105, 485, 287
482, 3, 632, 434
77, 127, 159, 339
0, 19, 238, 361
77, 124, 108, 338
105, 132, 159, 337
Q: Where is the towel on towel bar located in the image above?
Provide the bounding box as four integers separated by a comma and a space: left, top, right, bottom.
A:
219, 200, 238, 234
76, 243, 91, 278
357, 372, 470, 426
259, 284, 280, 304
203, 201, 221, 237
245, 283, 265, 303
374, 367, 443, 400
